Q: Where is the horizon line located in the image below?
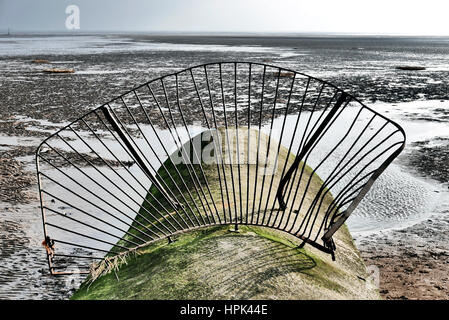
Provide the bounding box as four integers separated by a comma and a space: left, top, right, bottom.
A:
1, 30, 449, 38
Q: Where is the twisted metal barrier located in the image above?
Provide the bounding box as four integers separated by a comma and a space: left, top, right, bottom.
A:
36, 62, 405, 275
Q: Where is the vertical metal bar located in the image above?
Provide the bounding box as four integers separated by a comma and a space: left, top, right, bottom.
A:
118, 94, 200, 226
203, 65, 230, 224
36, 146, 54, 274
259, 67, 281, 225
246, 63, 252, 224
189, 68, 224, 224
234, 63, 243, 225
251, 65, 266, 224
159, 78, 209, 226
135, 87, 206, 227
100, 105, 181, 210
271, 77, 310, 228
284, 93, 347, 233
174, 72, 218, 225
220, 63, 239, 224
276, 92, 349, 210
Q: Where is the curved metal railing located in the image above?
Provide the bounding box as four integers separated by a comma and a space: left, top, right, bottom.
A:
36, 62, 405, 274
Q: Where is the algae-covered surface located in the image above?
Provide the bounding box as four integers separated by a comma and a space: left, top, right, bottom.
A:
71, 224, 379, 300
71, 129, 380, 300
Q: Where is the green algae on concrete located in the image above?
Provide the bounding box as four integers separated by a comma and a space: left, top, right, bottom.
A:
71, 129, 380, 300
72, 225, 379, 300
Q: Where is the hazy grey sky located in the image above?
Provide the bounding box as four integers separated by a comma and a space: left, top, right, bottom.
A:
1, 0, 448, 35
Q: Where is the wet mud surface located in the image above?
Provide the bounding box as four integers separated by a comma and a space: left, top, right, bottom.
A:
0, 34, 448, 299
405, 138, 449, 183
358, 212, 449, 299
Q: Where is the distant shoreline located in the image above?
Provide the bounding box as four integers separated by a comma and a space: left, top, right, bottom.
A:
1, 31, 449, 38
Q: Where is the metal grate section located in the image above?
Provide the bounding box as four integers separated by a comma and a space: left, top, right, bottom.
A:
36, 62, 405, 274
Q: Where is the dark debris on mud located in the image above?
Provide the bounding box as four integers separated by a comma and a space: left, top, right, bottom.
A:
0, 157, 36, 204
405, 138, 449, 184
1, 49, 449, 127
39, 147, 135, 168
0, 117, 51, 138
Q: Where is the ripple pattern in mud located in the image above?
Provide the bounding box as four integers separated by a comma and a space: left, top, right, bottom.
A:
0, 214, 84, 299
347, 164, 442, 234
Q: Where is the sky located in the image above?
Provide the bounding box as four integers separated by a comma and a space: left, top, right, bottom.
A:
1, 0, 449, 35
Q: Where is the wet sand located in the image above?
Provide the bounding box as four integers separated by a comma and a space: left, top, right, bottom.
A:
359, 136, 449, 299
348, 99, 449, 299
359, 219, 449, 299
0, 34, 448, 299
